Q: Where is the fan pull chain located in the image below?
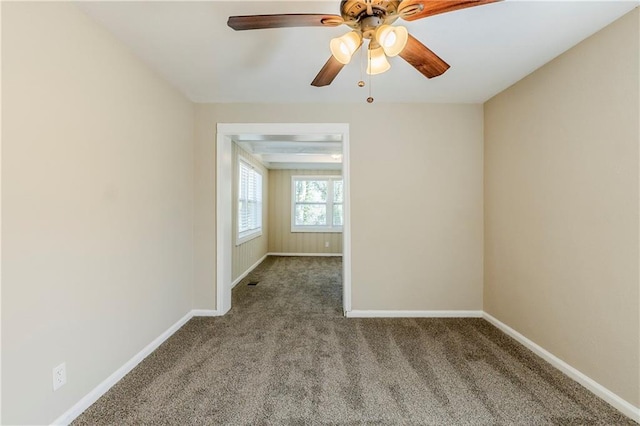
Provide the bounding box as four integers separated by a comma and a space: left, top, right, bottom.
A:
357, 44, 365, 88
367, 46, 374, 103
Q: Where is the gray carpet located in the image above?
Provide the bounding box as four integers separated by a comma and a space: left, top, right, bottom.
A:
74, 256, 635, 425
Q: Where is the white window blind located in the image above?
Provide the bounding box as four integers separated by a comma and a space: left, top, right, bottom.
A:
291, 176, 343, 233
238, 158, 262, 244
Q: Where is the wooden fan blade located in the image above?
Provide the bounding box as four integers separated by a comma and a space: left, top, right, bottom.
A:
399, 34, 450, 79
399, 0, 501, 21
228, 14, 343, 30
311, 56, 345, 87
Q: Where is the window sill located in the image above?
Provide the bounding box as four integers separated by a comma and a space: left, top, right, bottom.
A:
236, 230, 262, 246
291, 227, 343, 234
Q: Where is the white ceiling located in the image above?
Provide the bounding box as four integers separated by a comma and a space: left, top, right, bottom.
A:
234, 134, 343, 169
77, 0, 639, 104
76, 0, 637, 169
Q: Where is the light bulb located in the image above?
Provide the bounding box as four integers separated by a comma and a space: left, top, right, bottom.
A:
330, 31, 362, 65
375, 25, 408, 57
384, 31, 397, 48
366, 47, 391, 75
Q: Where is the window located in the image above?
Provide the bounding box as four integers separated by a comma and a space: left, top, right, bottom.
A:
237, 158, 262, 244
292, 176, 343, 232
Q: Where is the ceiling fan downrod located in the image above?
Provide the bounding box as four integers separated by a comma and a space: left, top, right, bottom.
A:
359, 15, 384, 40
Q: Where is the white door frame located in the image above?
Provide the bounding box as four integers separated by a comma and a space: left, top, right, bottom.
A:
216, 123, 352, 315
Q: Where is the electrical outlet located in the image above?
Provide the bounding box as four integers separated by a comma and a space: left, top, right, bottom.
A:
53, 362, 67, 391
325, 241, 329, 248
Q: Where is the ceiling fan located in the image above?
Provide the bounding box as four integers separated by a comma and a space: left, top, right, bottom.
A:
227, 0, 502, 89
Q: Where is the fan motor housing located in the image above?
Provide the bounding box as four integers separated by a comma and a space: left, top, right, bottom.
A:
360, 15, 383, 39
339, 0, 401, 23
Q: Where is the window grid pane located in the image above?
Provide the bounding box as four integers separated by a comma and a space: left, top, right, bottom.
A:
333, 204, 343, 226
292, 176, 343, 231
295, 180, 328, 203
333, 180, 343, 203
295, 204, 327, 226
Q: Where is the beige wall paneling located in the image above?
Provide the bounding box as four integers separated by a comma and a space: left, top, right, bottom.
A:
232, 143, 269, 281
2, 3, 195, 424
194, 103, 484, 312
268, 169, 343, 254
484, 9, 640, 409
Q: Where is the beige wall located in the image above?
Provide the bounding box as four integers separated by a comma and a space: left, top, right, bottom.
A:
194, 103, 484, 311
269, 169, 343, 254
1, 3, 195, 424
4, 2, 635, 423
232, 143, 269, 281
484, 8, 640, 408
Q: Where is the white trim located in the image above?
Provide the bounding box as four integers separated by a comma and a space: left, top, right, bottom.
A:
51, 309, 224, 425
482, 312, 640, 423
191, 309, 222, 317
291, 229, 343, 233
51, 311, 193, 425
268, 252, 343, 257
346, 310, 483, 318
216, 123, 351, 315
341, 129, 352, 313
49, 308, 640, 425
216, 127, 233, 315
235, 230, 262, 246
232, 254, 268, 288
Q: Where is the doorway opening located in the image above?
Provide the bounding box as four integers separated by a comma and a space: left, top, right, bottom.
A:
216, 123, 352, 315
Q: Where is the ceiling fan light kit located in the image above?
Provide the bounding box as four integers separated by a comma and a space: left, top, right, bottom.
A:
367, 46, 391, 75
227, 0, 502, 101
376, 24, 408, 57
330, 31, 362, 64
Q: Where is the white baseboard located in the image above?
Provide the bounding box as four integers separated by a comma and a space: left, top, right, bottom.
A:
268, 252, 342, 257
51, 310, 194, 425
51, 308, 224, 425
51, 307, 639, 425
482, 312, 640, 423
191, 309, 222, 317
232, 253, 268, 288
345, 310, 483, 318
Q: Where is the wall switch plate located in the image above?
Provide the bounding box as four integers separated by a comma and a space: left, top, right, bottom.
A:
53, 362, 67, 391
325, 242, 330, 248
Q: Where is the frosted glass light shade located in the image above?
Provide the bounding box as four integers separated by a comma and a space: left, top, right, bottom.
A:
366, 47, 391, 75
330, 31, 361, 64
376, 25, 408, 57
